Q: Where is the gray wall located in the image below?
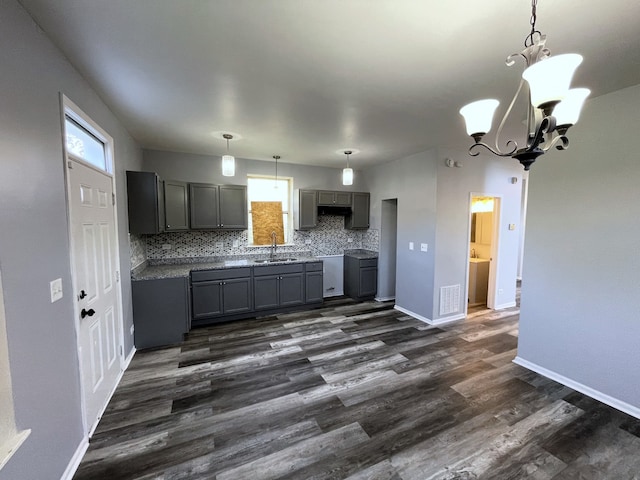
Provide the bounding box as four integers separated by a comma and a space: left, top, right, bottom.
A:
433, 148, 523, 319
517, 84, 640, 412
0, 2, 142, 478
363, 150, 439, 319
143, 149, 364, 192
378, 199, 398, 300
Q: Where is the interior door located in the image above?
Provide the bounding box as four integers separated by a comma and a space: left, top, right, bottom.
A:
68, 159, 122, 434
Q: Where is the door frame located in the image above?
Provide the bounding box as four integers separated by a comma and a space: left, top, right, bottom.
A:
465, 192, 503, 312
60, 94, 126, 436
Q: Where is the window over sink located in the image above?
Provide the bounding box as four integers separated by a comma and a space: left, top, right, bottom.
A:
247, 175, 292, 245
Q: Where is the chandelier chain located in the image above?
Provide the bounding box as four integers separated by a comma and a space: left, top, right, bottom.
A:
526, 0, 541, 47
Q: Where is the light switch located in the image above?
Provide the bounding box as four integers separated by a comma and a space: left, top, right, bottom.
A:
508, 224, 516, 230
232, 240, 239, 248
162, 244, 172, 250
420, 243, 428, 252
50, 278, 63, 303
409, 242, 414, 250
347, 238, 353, 243
305, 239, 312, 245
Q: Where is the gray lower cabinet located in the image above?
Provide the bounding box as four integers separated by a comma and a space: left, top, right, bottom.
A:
344, 256, 378, 300
126, 171, 165, 234
164, 180, 189, 231
191, 268, 252, 322
254, 264, 305, 310
345, 192, 370, 229
132, 277, 190, 349
305, 262, 324, 303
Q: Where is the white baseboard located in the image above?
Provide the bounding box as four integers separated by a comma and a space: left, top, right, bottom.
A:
394, 305, 464, 326
513, 356, 640, 420
494, 301, 517, 310
60, 436, 89, 480
124, 346, 136, 369
375, 295, 395, 302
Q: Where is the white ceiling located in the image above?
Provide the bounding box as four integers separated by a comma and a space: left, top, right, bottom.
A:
18, 0, 640, 169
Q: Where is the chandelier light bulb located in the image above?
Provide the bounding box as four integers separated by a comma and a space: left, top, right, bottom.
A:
459, 99, 500, 138
522, 54, 583, 110
553, 88, 591, 128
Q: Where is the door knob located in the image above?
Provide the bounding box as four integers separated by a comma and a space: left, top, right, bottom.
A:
81, 308, 95, 319
78, 290, 87, 300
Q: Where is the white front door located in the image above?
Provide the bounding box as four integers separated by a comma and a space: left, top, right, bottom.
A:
67, 158, 123, 434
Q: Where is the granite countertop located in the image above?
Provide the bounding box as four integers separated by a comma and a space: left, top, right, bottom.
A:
343, 248, 378, 260
132, 255, 322, 281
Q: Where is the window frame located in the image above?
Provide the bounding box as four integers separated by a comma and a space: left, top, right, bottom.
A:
246, 174, 294, 246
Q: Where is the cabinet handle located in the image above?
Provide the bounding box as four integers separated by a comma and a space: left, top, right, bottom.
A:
221, 224, 224, 227
167, 224, 171, 228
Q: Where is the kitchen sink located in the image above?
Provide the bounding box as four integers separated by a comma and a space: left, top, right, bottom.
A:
254, 258, 298, 264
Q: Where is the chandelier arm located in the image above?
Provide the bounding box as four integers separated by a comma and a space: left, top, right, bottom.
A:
494, 77, 526, 153
469, 141, 517, 158
527, 115, 556, 152
544, 133, 570, 152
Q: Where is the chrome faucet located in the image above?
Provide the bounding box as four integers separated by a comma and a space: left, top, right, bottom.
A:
270, 231, 277, 259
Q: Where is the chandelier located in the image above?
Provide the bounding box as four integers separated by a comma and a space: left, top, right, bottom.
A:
459, 0, 590, 170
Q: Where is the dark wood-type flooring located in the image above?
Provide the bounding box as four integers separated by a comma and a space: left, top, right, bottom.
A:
74, 295, 640, 479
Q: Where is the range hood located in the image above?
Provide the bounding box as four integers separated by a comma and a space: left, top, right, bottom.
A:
318, 205, 352, 216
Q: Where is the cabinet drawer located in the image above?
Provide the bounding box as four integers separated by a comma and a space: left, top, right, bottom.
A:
253, 263, 304, 276
191, 267, 251, 282
305, 262, 323, 272
359, 258, 378, 268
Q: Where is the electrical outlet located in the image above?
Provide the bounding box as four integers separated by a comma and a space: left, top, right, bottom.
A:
162, 244, 172, 250
409, 242, 414, 250
215, 241, 224, 249
232, 240, 239, 248
498, 289, 504, 294
347, 238, 353, 243
305, 239, 312, 245
50, 278, 63, 303
420, 243, 428, 252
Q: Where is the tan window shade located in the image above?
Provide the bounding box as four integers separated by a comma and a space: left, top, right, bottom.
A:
251, 201, 285, 245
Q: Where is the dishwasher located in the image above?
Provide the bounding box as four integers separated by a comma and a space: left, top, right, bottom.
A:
317, 255, 344, 297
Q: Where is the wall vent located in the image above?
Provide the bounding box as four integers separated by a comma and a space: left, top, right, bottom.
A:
439, 284, 461, 316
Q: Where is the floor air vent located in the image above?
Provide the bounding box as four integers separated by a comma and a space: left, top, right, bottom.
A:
439, 284, 461, 315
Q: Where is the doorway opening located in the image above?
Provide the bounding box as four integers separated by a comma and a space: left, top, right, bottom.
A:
467, 195, 501, 314
377, 199, 397, 301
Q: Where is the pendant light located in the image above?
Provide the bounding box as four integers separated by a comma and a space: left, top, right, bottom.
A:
221, 133, 235, 177
342, 150, 353, 186
273, 155, 280, 189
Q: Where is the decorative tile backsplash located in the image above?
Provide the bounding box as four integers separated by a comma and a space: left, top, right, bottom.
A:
129, 233, 147, 269
136, 215, 379, 262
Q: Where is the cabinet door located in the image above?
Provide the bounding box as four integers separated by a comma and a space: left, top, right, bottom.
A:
317, 190, 336, 206
222, 277, 252, 314
359, 266, 378, 298
334, 192, 352, 206
189, 183, 220, 229
191, 280, 223, 318
305, 271, 324, 303
219, 185, 248, 229
279, 273, 305, 307
254, 275, 280, 310
126, 171, 165, 234
295, 189, 318, 230
346, 192, 370, 229
164, 180, 189, 231
132, 277, 189, 349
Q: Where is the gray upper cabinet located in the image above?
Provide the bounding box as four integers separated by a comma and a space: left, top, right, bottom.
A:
317, 190, 352, 206
345, 192, 370, 229
189, 183, 220, 229
164, 180, 189, 231
294, 189, 318, 230
219, 185, 248, 229
126, 171, 165, 234
190, 183, 247, 230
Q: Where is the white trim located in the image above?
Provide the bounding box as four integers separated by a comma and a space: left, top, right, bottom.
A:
513, 356, 640, 420
494, 301, 517, 310
60, 436, 89, 480
394, 305, 465, 326
60, 94, 127, 436
0, 429, 30, 471
375, 296, 396, 302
